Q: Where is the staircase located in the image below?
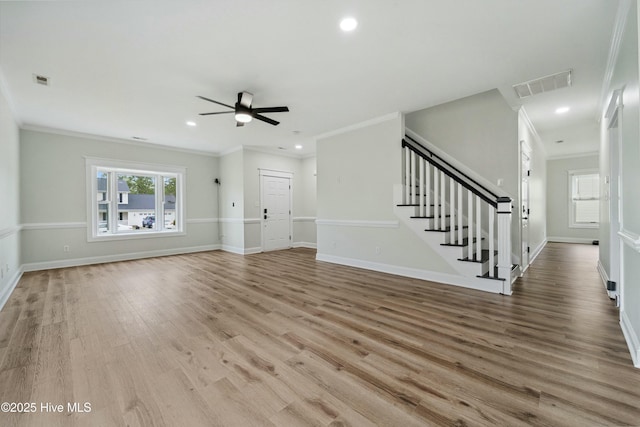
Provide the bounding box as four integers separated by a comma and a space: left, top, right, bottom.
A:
395, 135, 518, 295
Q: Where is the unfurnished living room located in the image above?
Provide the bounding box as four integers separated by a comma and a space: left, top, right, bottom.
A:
1, 1, 640, 426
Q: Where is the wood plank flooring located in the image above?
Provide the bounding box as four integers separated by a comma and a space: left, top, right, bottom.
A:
0, 242, 639, 426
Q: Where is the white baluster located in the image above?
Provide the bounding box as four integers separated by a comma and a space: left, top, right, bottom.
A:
433, 167, 439, 230
457, 183, 463, 246
410, 151, 416, 205
449, 177, 455, 244
404, 147, 410, 204
419, 158, 425, 217
476, 195, 482, 262
440, 171, 446, 231
425, 162, 431, 218
467, 191, 473, 259
489, 204, 495, 278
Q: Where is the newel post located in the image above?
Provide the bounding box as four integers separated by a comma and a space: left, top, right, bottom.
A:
497, 197, 513, 295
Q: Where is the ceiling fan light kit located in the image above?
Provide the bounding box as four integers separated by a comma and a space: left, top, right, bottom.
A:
198, 91, 289, 127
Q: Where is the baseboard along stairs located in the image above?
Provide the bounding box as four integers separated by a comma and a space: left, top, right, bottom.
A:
397, 135, 519, 295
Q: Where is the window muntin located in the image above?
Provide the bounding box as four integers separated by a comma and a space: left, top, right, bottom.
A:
87, 159, 185, 240
569, 170, 599, 228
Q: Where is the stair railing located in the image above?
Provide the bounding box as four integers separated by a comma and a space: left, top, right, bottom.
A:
402, 135, 513, 290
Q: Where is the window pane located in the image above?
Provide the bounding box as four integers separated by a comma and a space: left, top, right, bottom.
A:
573, 174, 599, 199
96, 170, 109, 233
117, 174, 156, 232
575, 200, 599, 223
164, 176, 177, 229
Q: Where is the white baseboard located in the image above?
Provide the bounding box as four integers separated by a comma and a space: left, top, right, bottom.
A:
22, 244, 221, 272
547, 236, 598, 245
0, 267, 24, 312
221, 245, 262, 255
621, 310, 640, 368
530, 239, 547, 265
293, 242, 317, 249
597, 259, 609, 289
315, 253, 503, 294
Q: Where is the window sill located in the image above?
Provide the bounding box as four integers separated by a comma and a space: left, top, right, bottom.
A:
88, 229, 186, 243
569, 223, 599, 229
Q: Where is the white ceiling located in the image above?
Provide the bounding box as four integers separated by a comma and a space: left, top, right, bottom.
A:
0, 0, 620, 158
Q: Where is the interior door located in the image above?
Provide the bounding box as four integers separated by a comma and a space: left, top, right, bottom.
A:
607, 101, 621, 305
261, 174, 292, 252
521, 145, 531, 270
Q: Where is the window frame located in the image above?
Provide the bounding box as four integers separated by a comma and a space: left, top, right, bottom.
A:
86, 157, 186, 242
568, 168, 599, 229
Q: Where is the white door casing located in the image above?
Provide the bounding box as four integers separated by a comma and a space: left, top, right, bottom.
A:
606, 90, 623, 306
521, 141, 531, 271
260, 170, 293, 252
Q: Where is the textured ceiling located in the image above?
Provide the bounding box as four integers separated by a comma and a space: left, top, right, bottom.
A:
0, 0, 620, 157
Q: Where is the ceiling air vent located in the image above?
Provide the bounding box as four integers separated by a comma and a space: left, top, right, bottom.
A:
32, 74, 50, 86
513, 69, 572, 99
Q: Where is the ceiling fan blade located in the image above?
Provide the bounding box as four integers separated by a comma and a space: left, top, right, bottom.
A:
197, 96, 234, 110
239, 91, 253, 108
253, 114, 280, 126
236, 121, 245, 127
199, 111, 234, 116
252, 106, 289, 114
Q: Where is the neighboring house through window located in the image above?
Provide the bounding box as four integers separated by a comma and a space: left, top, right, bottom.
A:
86, 158, 185, 241
569, 169, 599, 228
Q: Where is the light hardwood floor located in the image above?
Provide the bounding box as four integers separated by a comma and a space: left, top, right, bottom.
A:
0, 242, 639, 426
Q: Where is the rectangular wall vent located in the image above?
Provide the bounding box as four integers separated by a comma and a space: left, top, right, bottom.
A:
513, 69, 572, 99
32, 74, 50, 86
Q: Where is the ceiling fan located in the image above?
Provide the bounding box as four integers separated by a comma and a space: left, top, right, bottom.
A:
197, 92, 289, 127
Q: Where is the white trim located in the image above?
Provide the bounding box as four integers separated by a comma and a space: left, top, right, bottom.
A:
220, 245, 261, 255
526, 239, 547, 270
598, 0, 632, 121
21, 222, 86, 230
518, 107, 546, 156
245, 145, 307, 159
0, 225, 22, 239
293, 217, 316, 222
244, 218, 261, 225
219, 145, 244, 156
293, 242, 317, 249
22, 244, 221, 272
547, 237, 598, 245
315, 112, 400, 140
619, 229, 640, 252
316, 219, 399, 228
316, 253, 503, 294
186, 218, 218, 224
621, 310, 640, 368
597, 259, 610, 288
219, 217, 245, 223
0, 267, 23, 312
546, 151, 600, 161
22, 124, 218, 157
258, 168, 294, 178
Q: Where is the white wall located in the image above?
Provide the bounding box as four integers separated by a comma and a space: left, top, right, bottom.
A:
219, 147, 317, 253
218, 149, 245, 253
518, 111, 547, 265
405, 89, 522, 265
0, 85, 21, 309
546, 155, 599, 244
316, 114, 456, 274
20, 129, 219, 269
600, 0, 640, 367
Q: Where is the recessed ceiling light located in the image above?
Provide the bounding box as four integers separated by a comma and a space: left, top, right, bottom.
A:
555, 106, 570, 114
555, 140, 564, 144
295, 144, 303, 150
186, 121, 197, 127
340, 17, 358, 32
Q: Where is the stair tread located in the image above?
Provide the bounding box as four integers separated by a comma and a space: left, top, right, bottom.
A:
440, 237, 483, 247
424, 226, 468, 232
457, 249, 497, 263
477, 264, 518, 281
410, 215, 451, 219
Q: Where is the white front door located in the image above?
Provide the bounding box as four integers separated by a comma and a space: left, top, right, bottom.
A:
261, 174, 292, 252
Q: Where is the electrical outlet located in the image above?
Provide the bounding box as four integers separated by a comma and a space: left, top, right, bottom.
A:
63, 245, 70, 252
375, 246, 381, 254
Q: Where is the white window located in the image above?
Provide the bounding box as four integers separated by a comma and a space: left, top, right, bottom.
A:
86, 158, 185, 241
569, 169, 599, 228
